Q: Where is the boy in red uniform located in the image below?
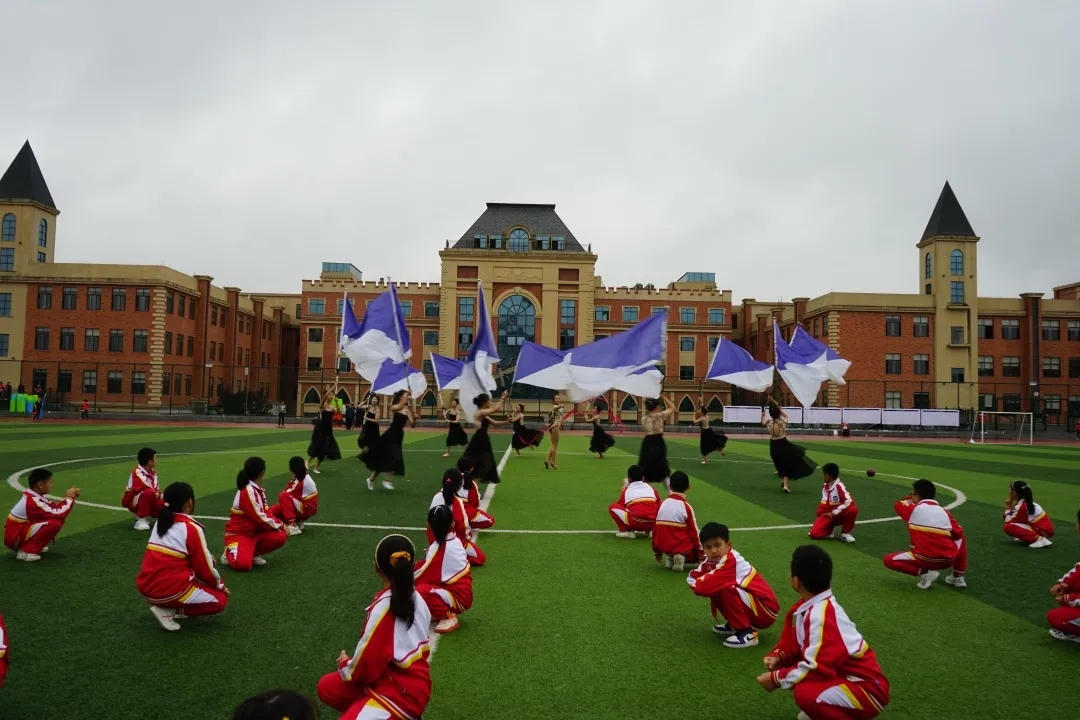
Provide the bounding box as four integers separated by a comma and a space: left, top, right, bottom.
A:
415, 504, 473, 635
1047, 510, 1080, 643
809, 463, 857, 543
222, 457, 287, 571
883, 479, 968, 589
652, 471, 703, 571
272, 456, 319, 537
758, 545, 890, 720
4, 468, 80, 562
687, 522, 779, 648
122, 447, 164, 531
609, 464, 660, 539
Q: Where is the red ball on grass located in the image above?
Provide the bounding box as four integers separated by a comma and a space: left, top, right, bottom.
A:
866, 468, 876, 477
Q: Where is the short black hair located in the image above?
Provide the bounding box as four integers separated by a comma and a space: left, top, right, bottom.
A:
699, 522, 729, 543
627, 465, 645, 483
668, 471, 690, 493
913, 479, 936, 500
137, 447, 156, 467
28, 468, 53, 488
791, 544, 832, 594
822, 462, 839, 479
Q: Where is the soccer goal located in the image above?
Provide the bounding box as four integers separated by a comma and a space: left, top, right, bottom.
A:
969, 411, 1034, 445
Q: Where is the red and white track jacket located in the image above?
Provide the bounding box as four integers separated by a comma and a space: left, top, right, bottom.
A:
427, 493, 472, 547
457, 481, 482, 517
414, 534, 473, 612
282, 473, 319, 518
4, 490, 74, 548
0, 611, 8, 688
1003, 500, 1054, 536
767, 590, 890, 707
122, 465, 159, 510
687, 549, 777, 607
225, 482, 282, 536
616, 481, 660, 524
817, 479, 856, 517
337, 588, 432, 719
894, 499, 964, 563
652, 493, 702, 557
1055, 562, 1080, 608
136, 514, 224, 602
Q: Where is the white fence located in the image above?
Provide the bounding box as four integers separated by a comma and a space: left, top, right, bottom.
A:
721, 406, 960, 428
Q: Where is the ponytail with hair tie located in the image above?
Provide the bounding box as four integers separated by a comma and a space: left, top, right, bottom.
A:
375, 534, 417, 628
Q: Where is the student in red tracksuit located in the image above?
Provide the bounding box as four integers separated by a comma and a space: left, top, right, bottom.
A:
429, 468, 486, 567
883, 479, 968, 590
688, 522, 779, 649
1003, 480, 1055, 548
4, 468, 80, 562
222, 457, 288, 571
757, 545, 891, 720
415, 504, 473, 635
652, 471, 703, 571
272, 456, 319, 537
1047, 510, 1080, 643
0, 611, 8, 688
317, 534, 432, 720
122, 447, 165, 532
609, 464, 660, 538
136, 482, 229, 632
455, 456, 495, 535
809, 463, 858, 543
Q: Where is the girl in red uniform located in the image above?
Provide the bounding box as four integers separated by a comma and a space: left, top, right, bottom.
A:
317, 534, 432, 720
1003, 480, 1055, 548
455, 456, 494, 535
809, 463, 858, 543
222, 457, 288, 571
4, 468, 80, 562
136, 482, 229, 632
122, 447, 164, 531
429, 468, 486, 567
272, 456, 319, 536
415, 504, 473, 634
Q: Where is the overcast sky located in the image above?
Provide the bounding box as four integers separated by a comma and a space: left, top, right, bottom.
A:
2, 0, 1077, 301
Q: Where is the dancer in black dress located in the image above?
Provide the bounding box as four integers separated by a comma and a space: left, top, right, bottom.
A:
638, 395, 675, 486
363, 390, 414, 491
694, 403, 728, 464
586, 404, 615, 458
762, 401, 817, 494
306, 390, 342, 474
463, 391, 508, 484
544, 393, 564, 470
441, 397, 469, 457
356, 392, 381, 458
507, 403, 544, 457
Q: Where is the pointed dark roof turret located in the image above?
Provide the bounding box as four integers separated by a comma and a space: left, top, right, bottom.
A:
0, 141, 57, 211
920, 181, 975, 241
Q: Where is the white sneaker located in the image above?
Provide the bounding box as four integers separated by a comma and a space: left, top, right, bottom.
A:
917, 570, 940, 590
366, 478, 374, 490
615, 531, 636, 539
382, 480, 395, 491
133, 518, 152, 531
1013, 537, 1026, 543
798, 713, 813, 720
253, 556, 267, 566
285, 524, 302, 536
672, 554, 686, 572
297, 522, 305, 531
723, 631, 759, 649
712, 622, 736, 635
311, 468, 321, 474
16, 550, 41, 562
1029, 536, 1053, 549
1049, 628, 1080, 643
40, 545, 49, 554
434, 615, 460, 634
150, 605, 181, 632
945, 574, 967, 588
220, 552, 230, 566
840, 533, 856, 544
663, 555, 674, 570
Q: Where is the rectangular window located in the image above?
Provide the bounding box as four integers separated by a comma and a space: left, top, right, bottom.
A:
652, 307, 667, 316
559, 328, 575, 350
111, 288, 127, 311
950, 281, 964, 304
977, 318, 994, 339
1042, 357, 1061, 378
622, 306, 639, 322
62, 287, 77, 310
337, 357, 351, 373
37, 252, 46, 263
1067, 320, 1080, 341
187, 336, 193, 357
708, 336, 720, 352
1042, 319, 1060, 341
87, 287, 102, 310
399, 301, 412, 317
135, 288, 151, 312
109, 330, 124, 352
164, 332, 172, 355
308, 328, 323, 343
0, 334, 8, 357
84, 328, 100, 351
913, 353, 930, 375
885, 353, 901, 375
423, 331, 439, 346
708, 308, 725, 324
1001, 318, 1020, 340
107, 371, 123, 394
560, 299, 576, 325
82, 370, 97, 394
884, 391, 902, 409
951, 367, 965, 383
166, 291, 174, 314
979, 394, 995, 411
308, 299, 325, 315
680, 308, 696, 324
209, 341, 216, 360
184, 375, 192, 395
0, 247, 14, 271
175, 334, 184, 356
884, 315, 900, 336
424, 301, 440, 318
244, 348, 250, 365
678, 365, 694, 380
306, 357, 322, 371
37, 286, 52, 309
34, 327, 49, 350
1069, 357, 1080, 379
1002, 356, 1020, 377
977, 356, 994, 377
133, 329, 148, 353
171, 374, 181, 396
1002, 394, 1022, 412
58, 370, 72, 393
220, 308, 228, 327
422, 359, 433, 375
131, 371, 146, 395
211, 306, 219, 326
950, 326, 965, 345
0, 292, 10, 316
458, 330, 473, 350
178, 295, 186, 317
913, 392, 930, 409
1044, 395, 1061, 412
679, 337, 695, 351
60, 327, 74, 351
458, 297, 475, 323
162, 373, 170, 395
594, 306, 610, 322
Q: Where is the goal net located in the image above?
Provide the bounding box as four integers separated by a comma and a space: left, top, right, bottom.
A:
969, 411, 1034, 445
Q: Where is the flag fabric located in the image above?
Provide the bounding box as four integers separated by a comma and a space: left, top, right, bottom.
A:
705, 336, 775, 392
611, 366, 664, 398
339, 286, 412, 381
513, 342, 572, 388
430, 353, 464, 392
457, 282, 499, 423
370, 358, 428, 397
773, 320, 829, 408
789, 324, 851, 385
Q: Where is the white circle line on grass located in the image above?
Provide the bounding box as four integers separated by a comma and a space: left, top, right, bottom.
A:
5, 449, 966, 535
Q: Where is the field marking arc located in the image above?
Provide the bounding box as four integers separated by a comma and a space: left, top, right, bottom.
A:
5, 447, 967, 534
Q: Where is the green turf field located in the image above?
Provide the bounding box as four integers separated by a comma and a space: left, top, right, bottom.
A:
0, 423, 1077, 719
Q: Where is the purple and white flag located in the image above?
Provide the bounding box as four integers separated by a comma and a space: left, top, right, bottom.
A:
370, 358, 428, 397
457, 282, 499, 422
789, 324, 850, 385
430, 353, 464, 392
706, 336, 775, 392
340, 286, 412, 382
774, 320, 829, 408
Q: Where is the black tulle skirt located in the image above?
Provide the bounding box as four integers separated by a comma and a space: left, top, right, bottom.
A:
638, 434, 670, 484
700, 427, 728, 456
307, 414, 342, 461
357, 420, 380, 453
589, 424, 615, 454
769, 437, 817, 480
364, 426, 405, 475
446, 422, 469, 447
511, 421, 544, 450
465, 427, 500, 484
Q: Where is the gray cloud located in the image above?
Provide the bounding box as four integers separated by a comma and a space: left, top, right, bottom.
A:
3, 0, 1077, 299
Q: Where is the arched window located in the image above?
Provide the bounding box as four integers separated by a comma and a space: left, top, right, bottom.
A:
303, 387, 320, 404
336, 388, 351, 403
707, 396, 724, 413
38, 219, 47, 248
924, 252, 931, 279
678, 396, 695, 413
421, 391, 437, 407
1, 214, 14, 242
950, 249, 963, 276
620, 395, 638, 412
497, 294, 536, 366
508, 228, 530, 253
